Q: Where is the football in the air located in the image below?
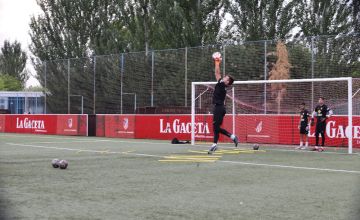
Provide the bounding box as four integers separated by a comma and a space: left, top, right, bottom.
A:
212, 52, 222, 60
253, 144, 260, 150
51, 159, 60, 168
59, 160, 68, 169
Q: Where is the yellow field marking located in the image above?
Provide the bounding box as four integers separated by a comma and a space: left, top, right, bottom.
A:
164, 157, 219, 161
158, 159, 216, 163
101, 149, 110, 154
121, 150, 135, 154
159, 154, 220, 163
165, 155, 222, 158
187, 150, 223, 155
188, 149, 266, 154
76, 150, 83, 154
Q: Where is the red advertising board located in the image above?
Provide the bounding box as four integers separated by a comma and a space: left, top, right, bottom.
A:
96, 115, 105, 137
135, 115, 200, 140
1, 114, 87, 136
2, 114, 358, 147
56, 115, 88, 136
103, 115, 135, 138
98, 114, 360, 148
4, 114, 57, 134
0, 115, 5, 132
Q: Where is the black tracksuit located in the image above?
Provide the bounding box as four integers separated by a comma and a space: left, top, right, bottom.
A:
212, 79, 231, 143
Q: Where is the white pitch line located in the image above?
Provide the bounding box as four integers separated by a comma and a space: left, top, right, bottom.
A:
195, 144, 359, 156
25, 140, 109, 144
5, 143, 162, 158
0, 134, 92, 141
2, 133, 358, 155
5, 142, 360, 174
221, 160, 360, 174
0, 134, 170, 145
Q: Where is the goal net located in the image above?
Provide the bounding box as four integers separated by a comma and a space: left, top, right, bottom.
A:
191, 77, 359, 154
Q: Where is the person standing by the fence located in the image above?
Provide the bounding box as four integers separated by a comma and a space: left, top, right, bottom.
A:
297, 102, 311, 150
311, 97, 333, 152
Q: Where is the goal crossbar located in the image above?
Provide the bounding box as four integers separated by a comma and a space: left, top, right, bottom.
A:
192, 77, 352, 85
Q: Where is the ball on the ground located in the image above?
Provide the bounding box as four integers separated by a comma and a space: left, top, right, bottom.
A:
212, 52, 222, 60
59, 160, 68, 169
253, 144, 260, 150
51, 159, 60, 168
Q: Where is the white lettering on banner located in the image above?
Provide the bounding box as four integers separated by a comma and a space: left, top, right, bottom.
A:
160, 119, 172, 133
16, 118, 45, 129
123, 118, 129, 130
309, 120, 360, 139
159, 118, 210, 134
327, 121, 358, 139
255, 121, 263, 133
354, 126, 360, 139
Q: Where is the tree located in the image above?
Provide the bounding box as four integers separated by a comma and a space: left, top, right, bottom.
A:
0, 40, 28, 87
29, 0, 126, 113
29, 0, 224, 113
294, 0, 352, 37
0, 74, 22, 91
117, 0, 223, 52
223, 0, 297, 41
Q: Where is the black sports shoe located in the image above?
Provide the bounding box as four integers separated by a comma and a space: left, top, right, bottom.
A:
208, 145, 218, 154
233, 136, 239, 147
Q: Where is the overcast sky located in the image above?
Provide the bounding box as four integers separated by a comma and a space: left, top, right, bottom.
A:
0, 0, 41, 86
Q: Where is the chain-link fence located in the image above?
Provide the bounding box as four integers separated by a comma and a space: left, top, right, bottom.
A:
38, 35, 360, 114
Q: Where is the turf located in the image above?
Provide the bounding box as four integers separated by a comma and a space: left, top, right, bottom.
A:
1, 133, 359, 220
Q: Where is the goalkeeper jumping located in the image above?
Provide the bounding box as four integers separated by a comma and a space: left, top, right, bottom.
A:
208, 52, 239, 154
311, 97, 333, 152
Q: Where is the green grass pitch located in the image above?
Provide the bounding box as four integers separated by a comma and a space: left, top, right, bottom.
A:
1, 133, 359, 220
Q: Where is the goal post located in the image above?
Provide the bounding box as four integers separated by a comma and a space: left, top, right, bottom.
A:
191, 77, 356, 154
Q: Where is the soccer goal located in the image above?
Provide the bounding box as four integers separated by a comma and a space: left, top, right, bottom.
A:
191, 77, 359, 154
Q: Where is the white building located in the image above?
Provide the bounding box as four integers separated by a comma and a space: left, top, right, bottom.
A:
0, 91, 44, 114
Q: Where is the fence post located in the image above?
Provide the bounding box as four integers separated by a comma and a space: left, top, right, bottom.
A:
35, 95, 38, 113
311, 36, 315, 110
44, 61, 47, 114
120, 53, 124, 114
93, 56, 96, 114
151, 51, 154, 107
81, 95, 84, 114
185, 47, 188, 107
223, 44, 226, 77
67, 59, 70, 114
264, 41, 267, 114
